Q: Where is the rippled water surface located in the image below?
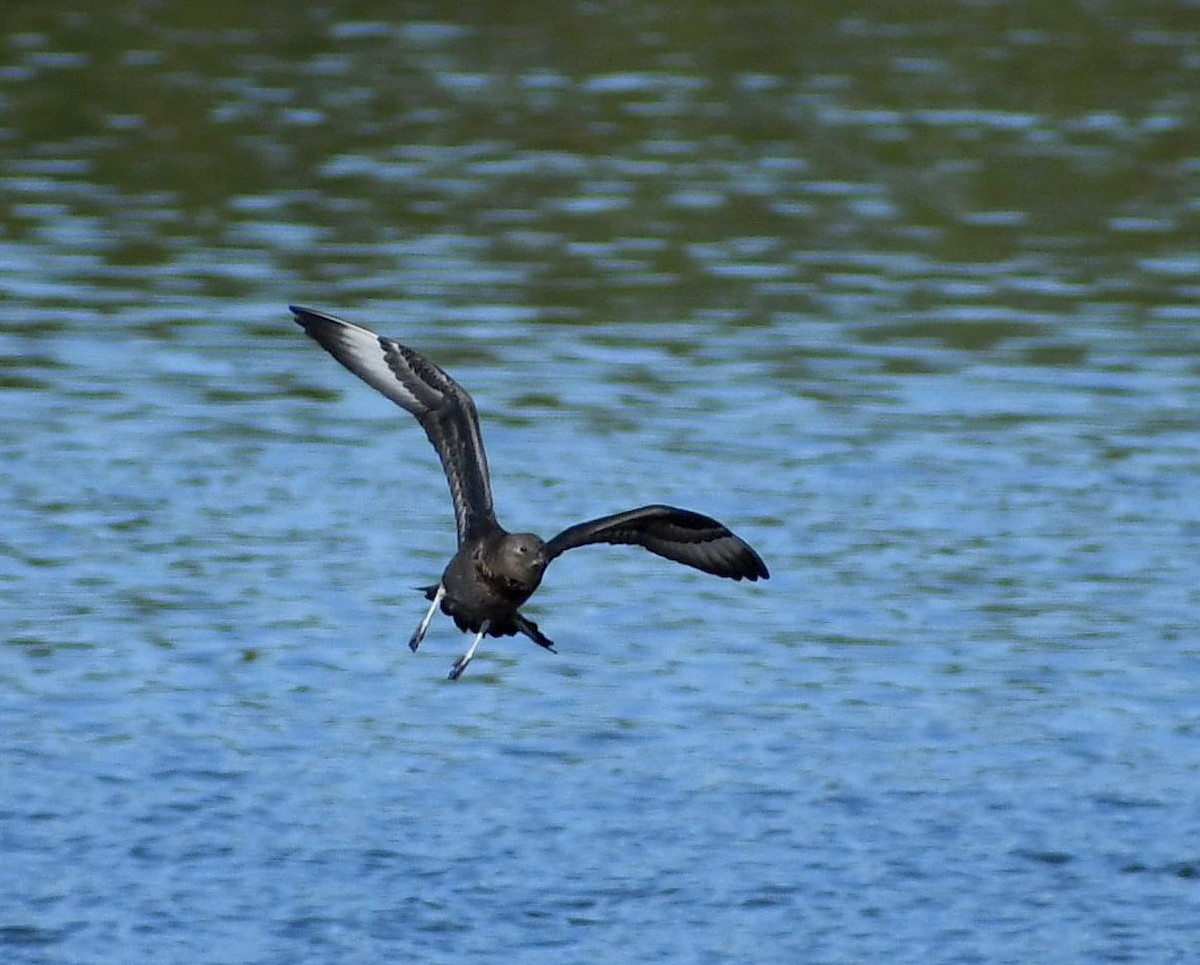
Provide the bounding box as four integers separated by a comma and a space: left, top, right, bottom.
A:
2, 4, 1199, 963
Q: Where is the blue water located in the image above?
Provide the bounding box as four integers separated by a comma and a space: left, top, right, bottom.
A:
3, 4, 1200, 963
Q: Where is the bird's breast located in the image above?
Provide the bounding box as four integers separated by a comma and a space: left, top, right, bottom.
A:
438, 552, 536, 633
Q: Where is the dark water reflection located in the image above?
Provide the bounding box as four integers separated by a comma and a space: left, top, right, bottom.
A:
2, 3, 1199, 963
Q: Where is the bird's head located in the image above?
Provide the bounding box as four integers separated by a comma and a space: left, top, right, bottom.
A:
497, 532, 548, 590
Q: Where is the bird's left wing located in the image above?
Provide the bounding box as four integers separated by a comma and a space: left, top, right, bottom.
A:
544, 504, 769, 581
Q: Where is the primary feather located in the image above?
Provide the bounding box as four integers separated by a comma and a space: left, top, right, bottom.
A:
291, 305, 497, 546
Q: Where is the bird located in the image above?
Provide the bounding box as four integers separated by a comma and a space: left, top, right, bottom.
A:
291, 305, 769, 680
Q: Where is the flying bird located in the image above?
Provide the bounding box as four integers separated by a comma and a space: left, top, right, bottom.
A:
291, 306, 768, 679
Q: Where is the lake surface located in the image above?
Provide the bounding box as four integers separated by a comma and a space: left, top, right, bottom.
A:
2, 3, 1199, 963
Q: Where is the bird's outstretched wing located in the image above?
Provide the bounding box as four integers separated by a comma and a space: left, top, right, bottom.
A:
544, 504, 769, 581
291, 306, 497, 545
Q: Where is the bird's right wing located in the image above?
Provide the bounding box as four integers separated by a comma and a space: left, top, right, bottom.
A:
544, 504, 769, 581
291, 306, 497, 545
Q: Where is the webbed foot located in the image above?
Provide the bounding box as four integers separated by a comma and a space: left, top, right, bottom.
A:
409, 583, 445, 652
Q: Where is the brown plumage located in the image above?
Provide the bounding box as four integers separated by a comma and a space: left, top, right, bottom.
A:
292, 306, 768, 679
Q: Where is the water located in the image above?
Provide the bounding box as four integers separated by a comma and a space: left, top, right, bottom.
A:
2, 4, 1199, 962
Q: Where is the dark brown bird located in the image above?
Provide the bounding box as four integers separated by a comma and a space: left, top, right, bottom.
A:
291, 306, 768, 679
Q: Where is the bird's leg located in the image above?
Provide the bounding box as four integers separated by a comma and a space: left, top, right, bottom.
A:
448, 620, 489, 681
513, 612, 556, 653
409, 583, 445, 652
